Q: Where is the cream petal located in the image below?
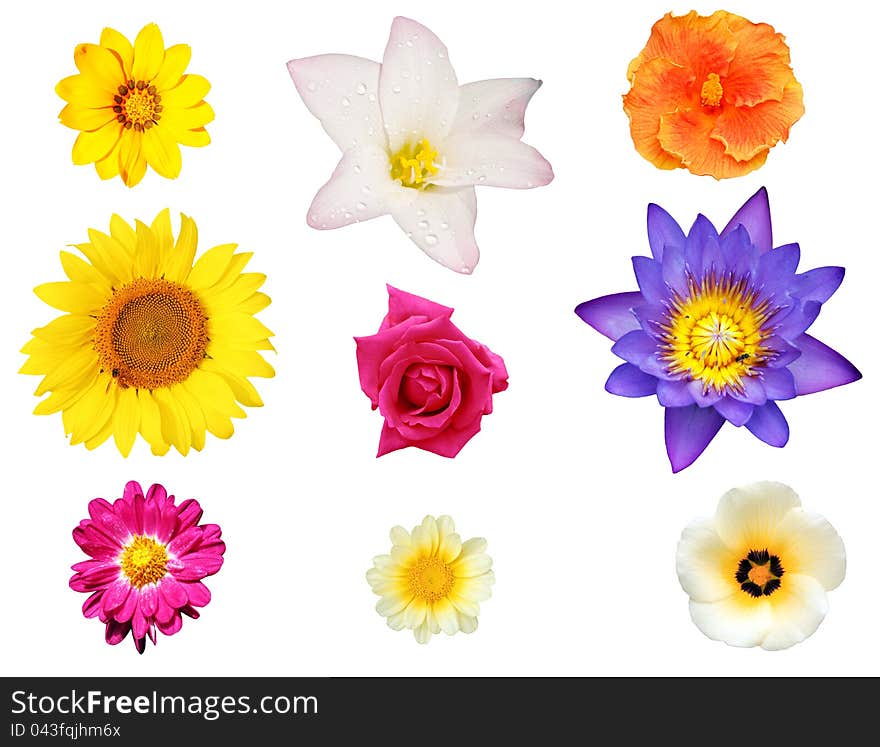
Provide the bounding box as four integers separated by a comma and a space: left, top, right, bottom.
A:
774, 510, 846, 591
453, 553, 493, 578
389, 525, 411, 546
287, 54, 386, 151
306, 144, 396, 229
451, 78, 542, 139
402, 597, 428, 629
455, 573, 494, 603
421, 515, 440, 553
413, 622, 432, 644
714, 482, 802, 551
449, 591, 480, 617
379, 17, 459, 151
761, 574, 829, 651
375, 592, 410, 617
425, 605, 441, 635
439, 532, 462, 563
457, 612, 478, 634
386, 610, 407, 631
433, 133, 554, 189
433, 598, 460, 635
458, 537, 488, 559
689, 595, 773, 648
676, 518, 740, 603
390, 186, 479, 273
436, 515, 455, 538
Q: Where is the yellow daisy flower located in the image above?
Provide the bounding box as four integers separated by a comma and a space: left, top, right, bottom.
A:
56, 23, 213, 187
367, 515, 495, 643
21, 210, 274, 456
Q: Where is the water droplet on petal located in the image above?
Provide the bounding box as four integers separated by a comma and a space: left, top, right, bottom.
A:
405, 39, 414, 47
440, 222, 449, 230
460, 265, 472, 274
416, 209, 426, 217
392, 85, 401, 94
355, 83, 367, 95
478, 175, 486, 182
306, 81, 317, 92
417, 220, 429, 230
438, 50, 446, 59
356, 202, 367, 211
471, 113, 480, 120
368, 93, 376, 102
425, 234, 438, 246
402, 70, 411, 79
353, 165, 361, 173
361, 185, 372, 194
341, 97, 351, 107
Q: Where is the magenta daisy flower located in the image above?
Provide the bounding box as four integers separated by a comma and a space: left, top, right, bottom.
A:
70, 481, 225, 654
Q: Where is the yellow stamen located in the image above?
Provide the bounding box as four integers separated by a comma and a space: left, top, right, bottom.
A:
700, 73, 724, 107
120, 536, 168, 588
390, 139, 441, 189
115, 80, 162, 131
407, 556, 455, 602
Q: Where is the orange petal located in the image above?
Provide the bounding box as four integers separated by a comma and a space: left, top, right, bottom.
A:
657, 107, 768, 179
722, 17, 795, 106
624, 57, 694, 170
712, 80, 805, 161
627, 10, 736, 82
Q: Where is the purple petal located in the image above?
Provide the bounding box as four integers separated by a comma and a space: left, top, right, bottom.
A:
745, 401, 790, 447
721, 187, 772, 253
665, 405, 725, 473
776, 300, 821, 339
761, 368, 797, 400
755, 243, 800, 290
687, 380, 723, 407
730, 376, 767, 406
611, 330, 657, 365
633, 302, 668, 336
574, 291, 644, 341
788, 334, 862, 395
719, 224, 758, 277
766, 336, 802, 368
632, 256, 667, 303
713, 397, 754, 426
661, 245, 688, 297
647, 203, 686, 261
605, 363, 658, 397
656, 379, 694, 407
699, 235, 725, 276
791, 267, 845, 303
685, 214, 720, 274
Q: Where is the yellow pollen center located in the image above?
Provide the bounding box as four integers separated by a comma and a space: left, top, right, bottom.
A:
390, 139, 441, 189
700, 73, 724, 107
94, 278, 209, 390
661, 275, 775, 395
120, 535, 168, 588
407, 556, 455, 602
113, 79, 163, 132
748, 565, 773, 586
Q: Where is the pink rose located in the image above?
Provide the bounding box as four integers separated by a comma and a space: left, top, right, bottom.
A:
355, 286, 509, 457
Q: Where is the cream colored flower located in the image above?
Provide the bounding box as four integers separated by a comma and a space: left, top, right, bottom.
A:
677, 482, 845, 650
367, 515, 494, 643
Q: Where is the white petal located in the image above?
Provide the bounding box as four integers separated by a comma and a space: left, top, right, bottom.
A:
379, 17, 459, 151
451, 78, 542, 139
454, 553, 493, 578
714, 482, 802, 551
421, 515, 440, 553
762, 574, 829, 651
391, 187, 479, 273
434, 133, 554, 189
387, 610, 407, 631
376, 592, 410, 617
676, 518, 739, 603
458, 537, 488, 559
774, 510, 846, 591
287, 54, 386, 151
449, 591, 480, 617
689, 595, 773, 648
425, 605, 441, 634
434, 599, 460, 635
410, 525, 431, 555
457, 612, 478, 634
402, 597, 427, 629
439, 532, 462, 563
413, 622, 432, 644
436, 515, 455, 538
389, 525, 411, 547
455, 572, 494, 602
307, 144, 395, 229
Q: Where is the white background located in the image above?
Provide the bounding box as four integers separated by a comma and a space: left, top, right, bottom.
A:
1, 0, 876, 676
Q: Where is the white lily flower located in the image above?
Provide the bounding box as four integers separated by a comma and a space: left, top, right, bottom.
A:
287, 16, 554, 274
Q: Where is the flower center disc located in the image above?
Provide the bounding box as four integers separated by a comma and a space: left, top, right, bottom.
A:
700, 72, 724, 107
120, 535, 168, 588
95, 278, 209, 390
114, 79, 163, 132
661, 275, 775, 394
390, 138, 441, 189
408, 556, 455, 601
735, 548, 784, 598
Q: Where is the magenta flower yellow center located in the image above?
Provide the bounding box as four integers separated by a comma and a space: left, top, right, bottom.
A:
120, 535, 168, 588
407, 556, 455, 602
390, 138, 441, 189
94, 278, 209, 390
660, 274, 776, 394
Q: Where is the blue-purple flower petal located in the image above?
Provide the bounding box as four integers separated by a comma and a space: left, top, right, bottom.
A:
765, 336, 802, 368
656, 379, 694, 407
647, 203, 686, 261
714, 397, 754, 426
632, 256, 666, 303
611, 330, 657, 365
720, 187, 772, 253
685, 215, 720, 275
687, 380, 723, 407
719, 224, 757, 277
661, 244, 688, 297
605, 363, 658, 398
755, 242, 800, 290
664, 405, 725, 473
791, 267, 845, 303
729, 376, 767, 406
787, 334, 862, 395
574, 291, 643, 341
761, 367, 797, 401
775, 300, 821, 339
745, 401, 790, 447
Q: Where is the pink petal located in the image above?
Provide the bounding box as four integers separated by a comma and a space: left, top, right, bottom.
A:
159, 576, 188, 609
132, 606, 149, 639
306, 144, 395, 229
287, 54, 385, 151
156, 612, 182, 636
82, 591, 104, 618
450, 78, 542, 140
87, 498, 130, 544
181, 604, 200, 620
172, 553, 224, 580
155, 594, 176, 624
434, 133, 554, 189
174, 499, 204, 534
183, 581, 212, 607
379, 16, 459, 151
168, 526, 203, 556
114, 586, 139, 622
138, 585, 158, 617
123, 481, 144, 501
381, 285, 454, 329
104, 620, 129, 646
391, 187, 479, 273
101, 580, 132, 614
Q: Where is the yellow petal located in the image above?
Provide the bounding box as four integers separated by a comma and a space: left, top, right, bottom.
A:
162, 74, 210, 108
152, 387, 191, 455
170, 383, 207, 451
35, 347, 96, 395
171, 127, 210, 148
59, 250, 111, 292
187, 244, 236, 289
100, 27, 134, 77
238, 292, 272, 315
211, 312, 274, 343
109, 214, 137, 251
112, 386, 140, 456
141, 126, 182, 179
60, 103, 115, 131
184, 368, 238, 412
65, 377, 115, 443
133, 220, 160, 278
31, 314, 95, 342
72, 121, 122, 164
55, 74, 109, 107
163, 214, 198, 282
202, 406, 235, 439
74, 43, 125, 92
84, 229, 133, 285
202, 273, 266, 311
84, 418, 114, 450
34, 281, 105, 313
210, 252, 252, 291
138, 390, 169, 455
94, 150, 120, 180
206, 346, 275, 378
162, 101, 214, 130
153, 44, 192, 90
132, 23, 165, 82
118, 130, 146, 186
200, 362, 264, 406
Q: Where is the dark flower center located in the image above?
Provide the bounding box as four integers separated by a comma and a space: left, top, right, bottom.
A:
735, 548, 784, 597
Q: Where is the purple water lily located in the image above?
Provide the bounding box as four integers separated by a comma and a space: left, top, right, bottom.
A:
575, 188, 861, 472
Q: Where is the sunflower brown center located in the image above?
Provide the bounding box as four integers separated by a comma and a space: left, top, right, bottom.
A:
94, 278, 208, 390
114, 79, 163, 131
700, 72, 724, 107
735, 549, 784, 598
120, 535, 168, 588
407, 556, 455, 602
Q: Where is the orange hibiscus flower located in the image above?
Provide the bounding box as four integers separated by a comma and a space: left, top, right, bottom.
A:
623, 11, 804, 179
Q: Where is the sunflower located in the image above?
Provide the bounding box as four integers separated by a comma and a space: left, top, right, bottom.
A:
56, 23, 213, 187
21, 210, 274, 456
